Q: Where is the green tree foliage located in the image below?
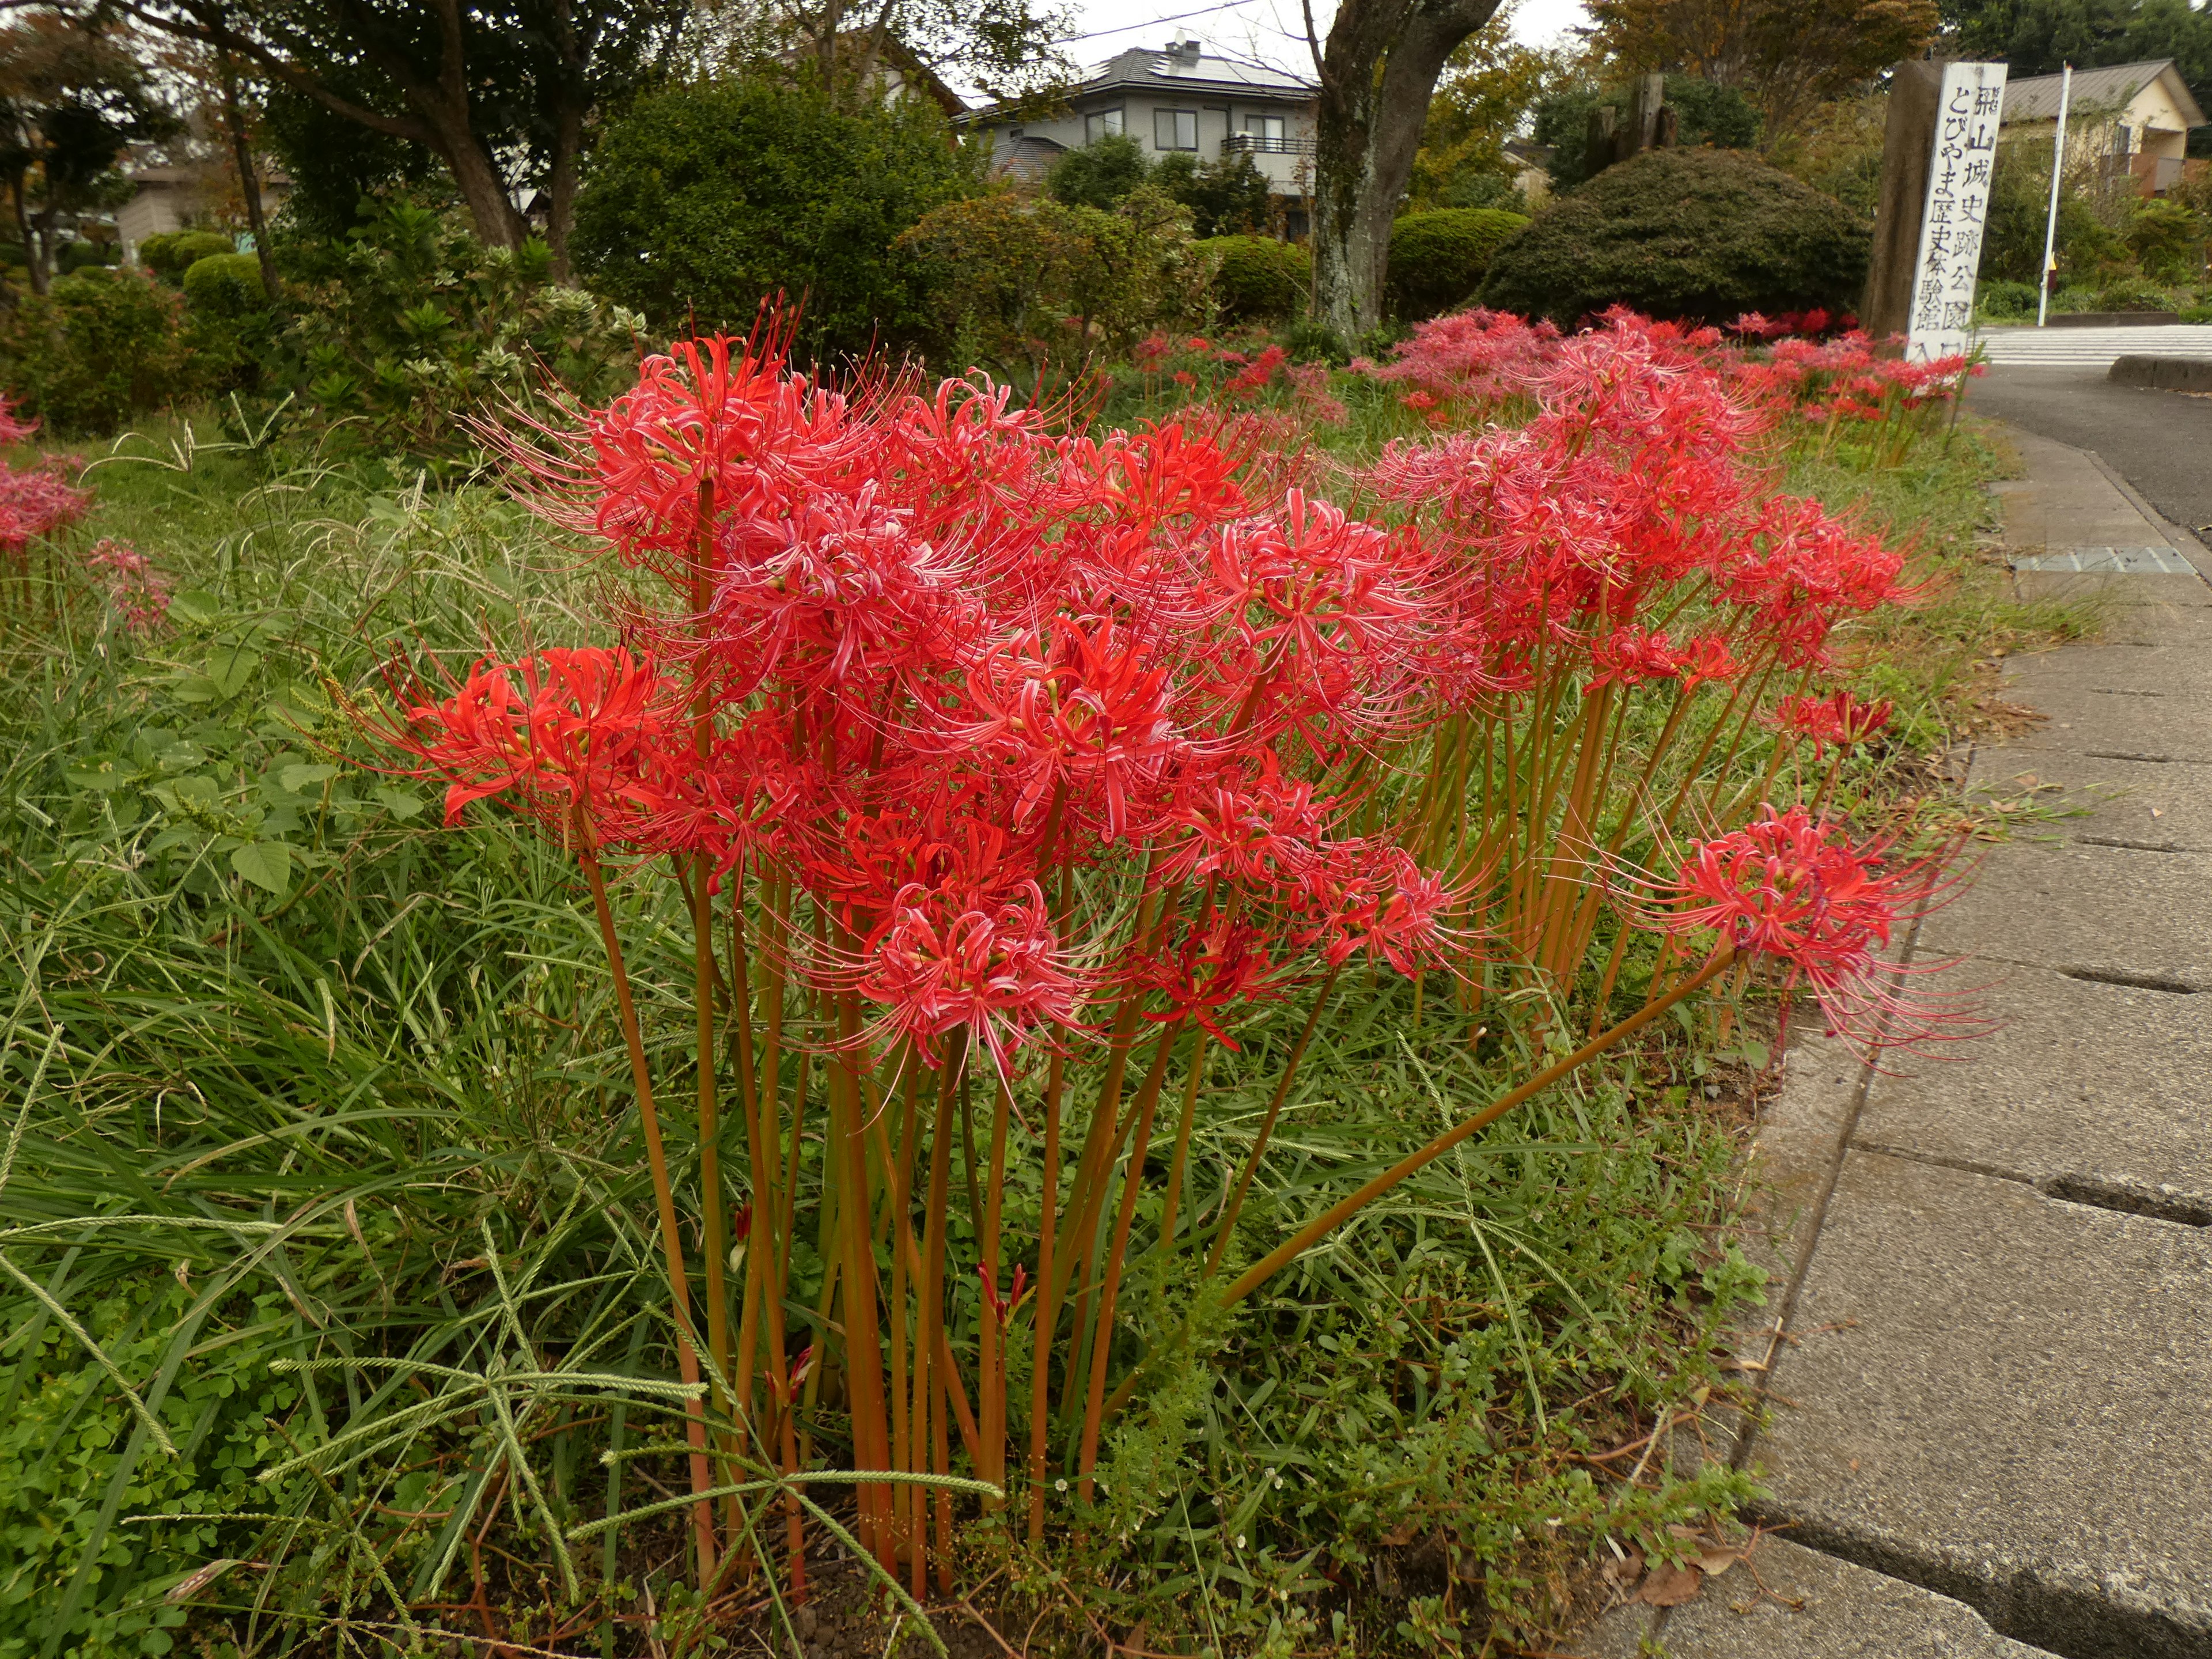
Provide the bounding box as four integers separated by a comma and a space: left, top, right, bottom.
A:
1046, 130, 1154, 209
1586, 0, 1937, 142
258, 74, 441, 241
1152, 149, 1275, 236
2126, 195, 2209, 281
898, 185, 1211, 389
571, 77, 976, 357
1480, 146, 1868, 324
1407, 18, 1567, 212
1053, 134, 1278, 236
1197, 233, 1310, 320
105, 0, 691, 268
1944, 0, 2212, 154
0, 265, 195, 433
1978, 136, 2131, 281
1386, 206, 1530, 317
1532, 74, 1762, 190
0, 16, 177, 296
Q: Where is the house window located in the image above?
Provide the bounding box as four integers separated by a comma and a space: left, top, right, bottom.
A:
1247, 114, 1286, 143
2113, 123, 2132, 154
1155, 108, 1198, 150
1085, 108, 1124, 143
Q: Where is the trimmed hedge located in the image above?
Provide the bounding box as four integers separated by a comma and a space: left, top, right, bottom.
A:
1385, 209, 1528, 319
1196, 235, 1308, 321
139, 230, 233, 284
182, 253, 268, 317
1479, 149, 1868, 327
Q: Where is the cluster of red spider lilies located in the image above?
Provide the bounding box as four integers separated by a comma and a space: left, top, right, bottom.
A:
1362, 306, 1978, 467
373, 309, 1964, 1601
0, 397, 90, 609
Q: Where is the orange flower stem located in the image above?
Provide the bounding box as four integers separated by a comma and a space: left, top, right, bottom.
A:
1077, 1021, 1179, 1496
1206, 967, 1339, 1275
579, 837, 715, 1586
1219, 946, 1738, 1313
979, 1069, 1013, 1508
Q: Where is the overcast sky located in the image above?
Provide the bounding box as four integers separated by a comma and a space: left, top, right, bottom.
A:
1047, 0, 1589, 79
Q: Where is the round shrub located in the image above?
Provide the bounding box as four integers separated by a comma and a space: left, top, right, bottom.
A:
2092, 275, 2177, 313
1976, 278, 2038, 319
139, 229, 233, 284
0, 267, 194, 434
57, 240, 119, 275
182, 252, 268, 317
1385, 208, 1529, 319
1196, 235, 1308, 321
1479, 148, 1869, 327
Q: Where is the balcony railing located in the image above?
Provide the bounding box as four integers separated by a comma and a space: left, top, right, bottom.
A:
1222, 132, 1315, 156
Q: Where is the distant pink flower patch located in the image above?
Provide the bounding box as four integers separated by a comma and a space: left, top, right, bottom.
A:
84, 538, 172, 635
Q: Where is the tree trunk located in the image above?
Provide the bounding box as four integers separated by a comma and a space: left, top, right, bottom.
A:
546, 101, 582, 279
10, 177, 44, 298
1309, 0, 1505, 342
216, 50, 278, 302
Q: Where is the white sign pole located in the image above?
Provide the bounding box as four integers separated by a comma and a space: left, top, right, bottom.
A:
1907, 60, 2009, 363
2036, 63, 2073, 329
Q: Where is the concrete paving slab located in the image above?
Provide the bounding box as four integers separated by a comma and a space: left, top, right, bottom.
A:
1853, 961, 2212, 1217
2088, 612, 2212, 649
1968, 748, 2212, 853
1984, 426, 2203, 556
1999, 642, 2212, 698
1915, 839, 2212, 984
1751, 1152, 2212, 1659
2011, 571, 2212, 609
1569, 1538, 2062, 1658
1968, 684, 2212, 765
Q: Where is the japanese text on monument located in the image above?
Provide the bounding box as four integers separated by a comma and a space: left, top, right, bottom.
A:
1908, 62, 2008, 364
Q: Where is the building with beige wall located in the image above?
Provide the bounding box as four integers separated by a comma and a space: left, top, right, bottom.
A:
1999, 59, 2206, 195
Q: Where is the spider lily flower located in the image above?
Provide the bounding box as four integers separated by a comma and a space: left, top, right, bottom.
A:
1767, 690, 1895, 758
384, 647, 679, 847
1659, 806, 1975, 1058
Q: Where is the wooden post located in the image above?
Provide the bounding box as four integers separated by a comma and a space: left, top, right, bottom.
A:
1862, 59, 1946, 340
1630, 74, 1666, 154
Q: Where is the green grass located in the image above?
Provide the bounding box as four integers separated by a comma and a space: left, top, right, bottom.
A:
0, 394, 2030, 1658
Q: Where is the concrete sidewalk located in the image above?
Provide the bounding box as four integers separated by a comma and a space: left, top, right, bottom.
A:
1573, 429, 2212, 1658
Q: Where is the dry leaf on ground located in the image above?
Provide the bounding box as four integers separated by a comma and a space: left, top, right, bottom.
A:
1639, 1563, 1702, 1607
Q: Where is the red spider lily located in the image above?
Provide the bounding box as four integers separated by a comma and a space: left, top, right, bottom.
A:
1222, 344, 1287, 400
1296, 840, 1467, 974
1657, 806, 1969, 1055
854, 878, 1085, 1074
940, 621, 1185, 840
385, 648, 678, 844
1131, 918, 1285, 1044
83, 537, 171, 635
980, 1263, 1029, 1321
0, 459, 89, 558
1156, 755, 1335, 891
1364, 309, 1561, 411
1589, 627, 1682, 688
1768, 690, 1894, 757
0, 395, 37, 446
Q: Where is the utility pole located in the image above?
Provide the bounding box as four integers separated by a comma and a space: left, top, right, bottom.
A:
2037, 63, 2073, 329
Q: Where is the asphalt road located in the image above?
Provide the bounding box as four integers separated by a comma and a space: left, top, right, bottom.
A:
1967, 365, 2212, 539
